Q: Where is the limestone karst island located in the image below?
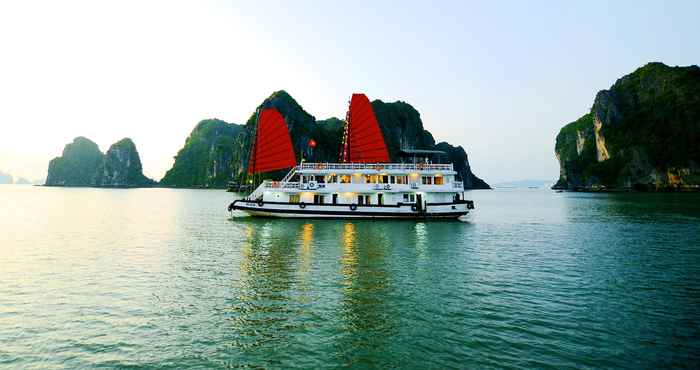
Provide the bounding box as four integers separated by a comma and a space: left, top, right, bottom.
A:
44, 63, 699, 193
46, 91, 490, 190
553, 63, 699, 191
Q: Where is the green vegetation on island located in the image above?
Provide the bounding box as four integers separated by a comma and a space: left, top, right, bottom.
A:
43, 91, 489, 189
160, 90, 489, 189
159, 119, 248, 188
46, 137, 154, 187
553, 62, 700, 191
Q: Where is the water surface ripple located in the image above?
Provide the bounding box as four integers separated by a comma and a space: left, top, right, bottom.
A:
1, 186, 699, 368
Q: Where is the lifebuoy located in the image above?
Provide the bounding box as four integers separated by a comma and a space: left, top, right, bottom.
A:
308, 181, 318, 189
257, 199, 264, 207
411, 204, 418, 212
349, 204, 357, 211
384, 184, 391, 190
299, 202, 306, 209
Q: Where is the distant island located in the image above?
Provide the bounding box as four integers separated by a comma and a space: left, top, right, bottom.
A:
0, 170, 13, 184
0, 170, 43, 185
46, 137, 155, 187
46, 91, 490, 189
493, 180, 552, 189
553, 62, 700, 191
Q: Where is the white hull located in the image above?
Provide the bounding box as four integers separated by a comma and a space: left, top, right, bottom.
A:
230, 200, 472, 219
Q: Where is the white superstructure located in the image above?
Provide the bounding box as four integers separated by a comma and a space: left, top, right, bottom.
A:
229, 162, 474, 219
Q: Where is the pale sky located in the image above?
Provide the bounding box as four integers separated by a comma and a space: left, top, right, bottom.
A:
1, 1, 698, 184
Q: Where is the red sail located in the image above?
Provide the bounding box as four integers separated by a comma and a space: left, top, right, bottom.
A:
247, 108, 296, 174
343, 93, 390, 163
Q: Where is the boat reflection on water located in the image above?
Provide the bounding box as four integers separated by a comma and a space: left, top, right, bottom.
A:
335, 221, 398, 367
226, 220, 302, 357
225, 218, 471, 368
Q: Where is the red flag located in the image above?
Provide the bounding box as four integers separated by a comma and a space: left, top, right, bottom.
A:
308, 138, 317, 148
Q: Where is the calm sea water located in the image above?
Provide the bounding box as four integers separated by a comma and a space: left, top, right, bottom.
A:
1, 185, 699, 369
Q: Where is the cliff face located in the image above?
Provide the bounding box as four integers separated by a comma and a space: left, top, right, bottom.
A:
162, 91, 489, 189
554, 63, 700, 191
160, 119, 248, 188
372, 100, 490, 189
46, 137, 104, 186
99, 139, 153, 187
46, 137, 154, 187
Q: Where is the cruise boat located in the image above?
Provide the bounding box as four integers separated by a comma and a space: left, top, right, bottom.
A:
228, 93, 475, 219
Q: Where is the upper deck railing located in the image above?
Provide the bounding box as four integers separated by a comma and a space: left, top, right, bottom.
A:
263, 181, 300, 189
297, 162, 453, 172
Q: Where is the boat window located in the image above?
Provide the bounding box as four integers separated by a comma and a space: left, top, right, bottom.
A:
332, 194, 338, 204
421, 176, 433, 185
434, 176, 444, 185
381, 175, 389, 184
378, 193, 384, 205
409, 194, 416, 202
357, 195, 364, 204
289, 194, 300, 203
403, 194, 409, 202
317, 176, 325, 184
340, 175, 351, 183
328, 174, 338, 183
313, 194, 324, 204
390, 176, 396, 184
365, 195, 371, 205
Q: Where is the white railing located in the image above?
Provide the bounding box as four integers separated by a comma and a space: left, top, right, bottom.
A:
297, 162, 453, 172
280, 167, 296, 183
263, 180, 300, 189
257, 181, 466, 193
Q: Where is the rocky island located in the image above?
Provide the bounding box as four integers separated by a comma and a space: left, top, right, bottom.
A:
161, 91, 489, 189
46, 137, 154, 187
0, 170, 13, 184
43, 92, 489, 189
553, 62, 699, 191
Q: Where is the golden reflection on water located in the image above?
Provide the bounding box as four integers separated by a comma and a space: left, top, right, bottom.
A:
298, 223, 314, 279
335, 221, 396, 364
239, 225, 255, 276
340, 223, 357, 283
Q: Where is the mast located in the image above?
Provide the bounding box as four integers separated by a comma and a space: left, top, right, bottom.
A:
246, 108, 261, 187
340, 96, 351, 162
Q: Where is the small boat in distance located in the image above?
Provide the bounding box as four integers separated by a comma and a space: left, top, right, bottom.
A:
228, 93, 475, 219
